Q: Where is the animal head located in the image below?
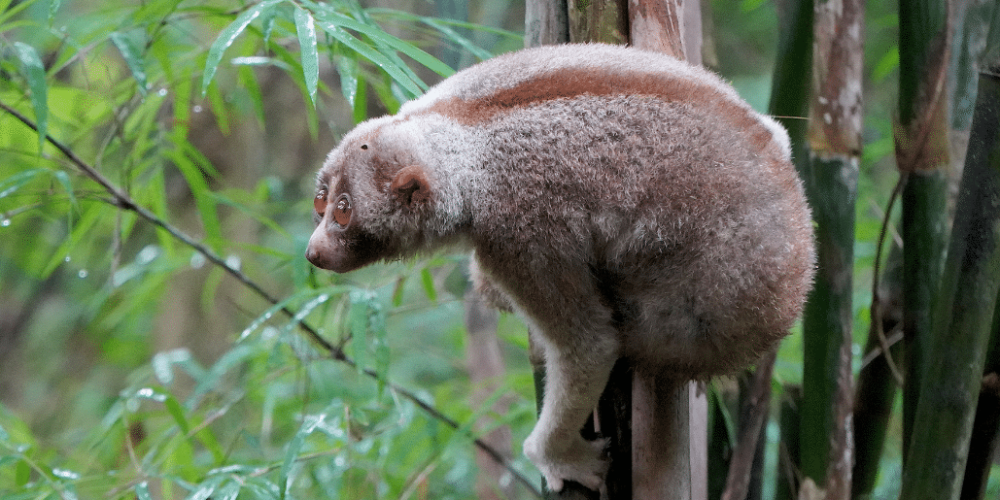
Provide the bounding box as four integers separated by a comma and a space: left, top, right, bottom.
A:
305, 118, 436, 273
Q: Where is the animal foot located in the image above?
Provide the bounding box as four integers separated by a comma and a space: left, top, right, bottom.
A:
523, 433, 610, 492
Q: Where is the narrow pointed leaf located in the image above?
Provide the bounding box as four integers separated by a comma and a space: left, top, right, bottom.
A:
316, 21, 422, 96
336, 56, 358, 108
281, 414, 324, 499
13, 42, 47, 152
109, 31, 148, 95
168, 147, 222, 247
316, 10, 452, 78
422, 17, 493, 61
348, 290, 371, 371
262, 3, 277, 47
294, 7, 319, 105
0, 168, 45, 200
202, 0, 281, 95
420, 267, 437, 302
51, 170, 77, 210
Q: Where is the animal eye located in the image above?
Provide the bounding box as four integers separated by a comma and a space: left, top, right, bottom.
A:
333, 193, 352, 227
314, 188, 328, 216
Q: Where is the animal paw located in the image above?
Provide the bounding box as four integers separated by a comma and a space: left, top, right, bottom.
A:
523, 433, 610, 492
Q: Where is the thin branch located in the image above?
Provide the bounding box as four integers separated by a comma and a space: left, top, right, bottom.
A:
860, 325, 905, 369
0, 101, 541, 499
868, 173, 907, 386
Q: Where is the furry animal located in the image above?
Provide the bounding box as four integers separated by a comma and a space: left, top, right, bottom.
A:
306, 43, 815, 492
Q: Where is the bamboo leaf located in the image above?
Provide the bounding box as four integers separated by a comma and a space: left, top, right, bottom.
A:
187, 477, 222, 500
202, 0, 282, 96
391, 275, 406, 307
51, 170, 77, 210
315, 20, 422, 96
0, 168, 45, 200
294, 7, 319, 105
281, 414, 324, 499
168, 145, 222, 247
163, 394, 190, 434
261, 2, 277, 47
316, 9, 452, 78
336, 55, 358, 109
214, 481, 240, 500
0, 0, 38, 27
352, 69, 368, 123
191, 345, 257, 404
40, 202, 103, 277
109, 31, 148, 95
13, 42, 47, 152
422, 17, 492, 61
348, 290, 372, 371
420, 267, 437, 302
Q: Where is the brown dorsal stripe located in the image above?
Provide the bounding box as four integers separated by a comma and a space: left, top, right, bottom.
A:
419, 67, 778, 155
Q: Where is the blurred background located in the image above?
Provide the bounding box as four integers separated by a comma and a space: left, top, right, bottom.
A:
0, 0, 996, 498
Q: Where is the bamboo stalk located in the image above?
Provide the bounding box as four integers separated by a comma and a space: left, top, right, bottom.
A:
897, 0, 952, 460
775, 386, 802, 500
960, 300, 1000, 500
851, 242, 903, 499
567, 0, 628, 44
898, 64, 1000, 500
796, 0, 864, 495
525, 0, 569, 47
765, 1, 812, 497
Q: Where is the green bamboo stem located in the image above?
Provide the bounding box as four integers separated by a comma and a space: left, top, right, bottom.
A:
768, 0, 813, 170
898, 65, 1000, 500
775, 386, 802, 500
901, 170, 949, 456
765, 0, 813, 492
960, 289, 1000, 500
851, 241, 903, 499
956, 10, 1000, 498
798, 155, 858, 491
797, 0, 864, 495
897, 0, 952, 460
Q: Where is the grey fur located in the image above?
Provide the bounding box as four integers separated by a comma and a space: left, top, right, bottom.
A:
307, 43, 815, 492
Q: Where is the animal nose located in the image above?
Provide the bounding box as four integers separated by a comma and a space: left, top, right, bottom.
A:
305, 246, 320, 266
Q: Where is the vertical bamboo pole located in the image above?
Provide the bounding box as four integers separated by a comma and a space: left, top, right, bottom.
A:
961, 294, 1000, 500
898, 0, 952, 458
525, 0, 570, 48
899, 64, 1000, 500
525, 1, 705, 497
799, 0, 865, 498
852, 242, 904, 498
775, 386, 803, 500
767, 0, 814, 495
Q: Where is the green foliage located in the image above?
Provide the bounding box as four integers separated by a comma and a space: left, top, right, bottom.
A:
3, 0, 996, 499
0, 0, 524, 498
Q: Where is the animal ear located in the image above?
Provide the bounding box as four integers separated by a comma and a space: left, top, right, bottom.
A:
390, 165, 432, 208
